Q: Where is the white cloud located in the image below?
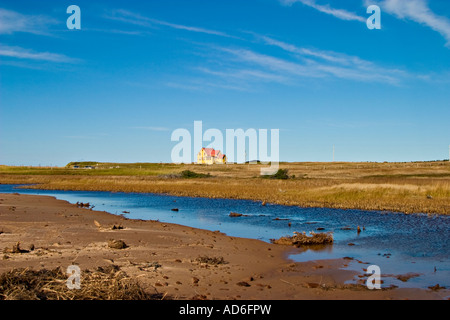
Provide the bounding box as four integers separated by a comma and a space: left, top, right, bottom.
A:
221, 35, 409, 84
167, 33, 417, 92
197, 67, 288, 83
0, 8, 56, 35
0, 9, 79, 68
260, 35, 366, 65
106, 9, 234, 38
222, 46, 404, 84
369, 0, 450, 46
220, 47, 320, 78
280, 0, 365, 22
0, 45, 78, 63
151, 18, 232, 38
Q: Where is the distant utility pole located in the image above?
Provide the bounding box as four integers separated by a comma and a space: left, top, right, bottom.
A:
333, 145, 335, 162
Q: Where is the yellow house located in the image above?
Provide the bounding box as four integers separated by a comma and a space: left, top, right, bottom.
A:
197, 148, 227, 165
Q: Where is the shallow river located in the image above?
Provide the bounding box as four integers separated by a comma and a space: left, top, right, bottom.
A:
1, 184, 448, 291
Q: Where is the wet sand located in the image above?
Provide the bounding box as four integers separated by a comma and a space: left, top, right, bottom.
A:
0, 193, 447, 300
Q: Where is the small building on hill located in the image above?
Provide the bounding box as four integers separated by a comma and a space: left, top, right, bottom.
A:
197, 148, 227, 165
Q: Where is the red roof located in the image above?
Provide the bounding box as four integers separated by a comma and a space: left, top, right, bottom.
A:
203, 148, 215, 157
201, 148, 225, 159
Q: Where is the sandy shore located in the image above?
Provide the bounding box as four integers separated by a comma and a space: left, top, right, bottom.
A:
0, 193, 447, 300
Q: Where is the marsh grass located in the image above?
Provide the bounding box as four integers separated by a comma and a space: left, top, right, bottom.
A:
1, 161, 449, 214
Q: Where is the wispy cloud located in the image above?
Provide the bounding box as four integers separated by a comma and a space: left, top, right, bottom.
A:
281, 0, 450, 47
197, 67, 288, 83
151, 18, 232, 38
165, 33, 416, 92
259, 35, 367, 65
220, 47, 319, 78
368, 0, 450, 46
101, 7, 431, 90
85, 28, 150, 36
103, 10, 156, 28
280, 0, 365, 22
105, 9, 234, 38
0, 8, 57, 35
217, 42, 405, 85
0, 45, 79, 63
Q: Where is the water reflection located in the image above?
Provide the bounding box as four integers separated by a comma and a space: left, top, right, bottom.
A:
0, 184, 448, 289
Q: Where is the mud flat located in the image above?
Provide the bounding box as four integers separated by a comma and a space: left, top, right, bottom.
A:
0, 193, 447, 300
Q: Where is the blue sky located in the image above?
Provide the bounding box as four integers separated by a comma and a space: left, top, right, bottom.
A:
0, 0, 449, 166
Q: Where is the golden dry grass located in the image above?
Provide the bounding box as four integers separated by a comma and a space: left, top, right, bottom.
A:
0, 161, 449, 214
0, 265, 162, 300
